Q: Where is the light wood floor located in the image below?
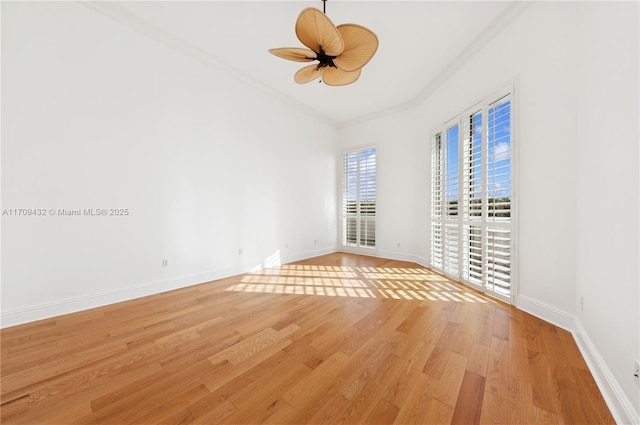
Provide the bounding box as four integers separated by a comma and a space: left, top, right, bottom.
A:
1, 253, 614, 425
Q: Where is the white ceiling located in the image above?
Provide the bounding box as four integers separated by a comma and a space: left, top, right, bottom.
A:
88, 1, 528, 125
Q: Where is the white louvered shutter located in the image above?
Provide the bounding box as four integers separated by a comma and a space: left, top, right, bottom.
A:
462, 110, 484, 284
342, 147, 376, 249
430, 89, 513, 302
343, 152, 358, 246
485, 95, 512, 296
444, 124, 460, 277
430, 133, 443, 268
359, 148, 376, 248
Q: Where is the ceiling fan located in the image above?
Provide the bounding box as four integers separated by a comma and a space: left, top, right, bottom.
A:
269, 0, 378, 86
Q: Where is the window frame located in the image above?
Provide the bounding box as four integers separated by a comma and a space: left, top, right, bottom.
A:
429, 85, 516, 304
341, 145, 377, 253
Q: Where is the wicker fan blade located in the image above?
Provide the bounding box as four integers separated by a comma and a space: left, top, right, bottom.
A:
269, 47, 317, 62
334, 24, 379, 72
322, 66, 361, 86
296, 7, 344, 56
295, 64, 323, 84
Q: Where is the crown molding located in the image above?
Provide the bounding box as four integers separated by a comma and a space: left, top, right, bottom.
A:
78, 1, 532, 130
77, 1, 338, 128
338, 1, 534, 128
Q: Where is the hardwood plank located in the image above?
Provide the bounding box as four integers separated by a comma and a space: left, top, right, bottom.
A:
281, 323, 332, 369
572, 367, 616, 424
363, 399, 400, 425
305, 392, 352, 424
452, 310, 476, 357
120, 384, 210, 425
201, 336, 293, 393
492, 307, 510, 341
508, 372, 535, 424
157, 409, 195, 425
18, 362, 164, 423
528, 351, 563, 415
189, 399, 236, 425
384, 340, 434, 408
334, 308, 392, 356
339, 336, 395, 401
423, 321, 461, 379
557, 377, 590, 425
540, 325, 575, 384
451, 371, 485, 425
393, 372, 438, 425
1, 340, 129, 403
479, 392, 508, 425
83, 360, 214, 424
227, 359, 310, 412
0, 253, 615, 425
485, 336, 509, 400
532, 406, 565, 425
281, 350, 350, 407
555, 328, 589, 370
423, 399, 455, 425
467, 343, 490, 377
433, 351, 468, 407
523, 313, 547, 354
347, 353, 408, 425
508, 317, 535, 425
473, 305, 496, 347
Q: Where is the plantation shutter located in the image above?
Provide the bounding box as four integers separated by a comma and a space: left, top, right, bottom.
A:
485, 95, 512, 296
343, 152, 358, 246
430, 88, 513, 301
430, 133, 443, 268
342, 147, 376, 249
462, 111, 483, 284
359, 149, 376, 248
444, 124, 460, 276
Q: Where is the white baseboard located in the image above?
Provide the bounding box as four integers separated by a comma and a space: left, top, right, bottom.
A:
0, 267, 242, 328
515, 294, 575, 331
514, 295, 638, 424
413, 255, 430, 269
337, 248, 428, 267
281, 246, 338, 264
371, 250, 423, 264
573, 320, 639, 425
3, 249, 636, 425
0, 246, 338, 329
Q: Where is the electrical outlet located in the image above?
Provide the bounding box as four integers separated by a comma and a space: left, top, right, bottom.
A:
314, 239, 317, 245
162, 259, 168, 267
634, 360, 639, 379
580, 296, 584, 311
238, 249, 243, 255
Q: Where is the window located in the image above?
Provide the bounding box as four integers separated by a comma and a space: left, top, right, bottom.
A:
342, 147, 376, 249
430, 89, 513, 301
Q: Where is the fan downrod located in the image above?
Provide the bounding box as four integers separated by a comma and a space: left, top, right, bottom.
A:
268, 2, 378, 86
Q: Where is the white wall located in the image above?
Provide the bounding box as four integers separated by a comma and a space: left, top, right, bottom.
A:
338, 107, 428, 262
340, 2, 581, 316
1, 2, 337, 325
338, 2, 639, 422
2, 0, 638, 421
575, 2, 639, 422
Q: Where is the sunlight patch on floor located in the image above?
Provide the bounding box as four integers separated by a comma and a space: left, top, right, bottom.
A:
225, 264, 491, 303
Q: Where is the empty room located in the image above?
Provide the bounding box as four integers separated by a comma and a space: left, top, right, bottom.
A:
1, 1, 638, 424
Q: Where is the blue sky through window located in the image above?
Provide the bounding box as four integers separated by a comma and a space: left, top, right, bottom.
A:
345, 148, 376, 204
446, 125, 459, 202
488, 100, 511, 199
359, 148, 376, 202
